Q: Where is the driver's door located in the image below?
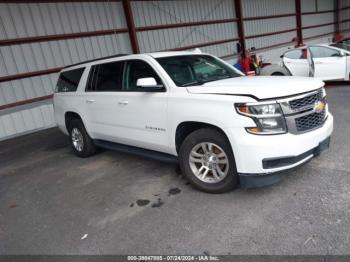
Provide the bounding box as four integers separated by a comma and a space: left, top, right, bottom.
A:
309, 46, 347, 81
282, 49, 309, 77
115, 59, 169, 153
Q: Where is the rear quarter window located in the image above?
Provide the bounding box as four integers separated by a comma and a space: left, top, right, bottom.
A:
56, 68, 85, 93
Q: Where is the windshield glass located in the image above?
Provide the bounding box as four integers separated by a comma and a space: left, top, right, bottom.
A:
156, 55, 242, 87
330, 43, 350, 52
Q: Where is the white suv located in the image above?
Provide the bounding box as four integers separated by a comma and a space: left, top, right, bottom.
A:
54, 51, 333, 193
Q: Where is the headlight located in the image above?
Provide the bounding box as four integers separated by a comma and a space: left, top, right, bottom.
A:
235, 103, 287, 135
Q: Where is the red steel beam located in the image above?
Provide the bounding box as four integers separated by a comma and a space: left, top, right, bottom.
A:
167, 38, 240, 52
341, 19, 350, 24
302, 22, 336, 30
0, 68, 62, 83
255, 40, 296, 52
295, 0, 303, 46
136, 18, 239, 32
0, 95, 53, 111
0, 28, 128, 47
303, 32, 334, 41
122, 0, 140, 54
234, 0, 246, 56
0, 0, 120, 2
335, 0, 340, 35
302, 9, 335, 15
245, 28, 297, 39
243, 13, 296, 21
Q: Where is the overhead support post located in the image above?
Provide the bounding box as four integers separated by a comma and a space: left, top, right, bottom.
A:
295, 0, 303, 46
234, 0, 246, 56
335, 0, 340, 36
122, 0, 140, 54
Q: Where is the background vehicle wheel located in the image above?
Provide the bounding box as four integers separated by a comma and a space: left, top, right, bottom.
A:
179, 128, 238, 193
260, 65, 291, 76
271, 72, 285, 76
68, 119, 96, 158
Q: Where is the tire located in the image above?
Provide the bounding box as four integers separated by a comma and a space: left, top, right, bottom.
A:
179, 128, 238, 193
260, 65, 291, 76
271, 72, 285, 76
68, 119, 96, 158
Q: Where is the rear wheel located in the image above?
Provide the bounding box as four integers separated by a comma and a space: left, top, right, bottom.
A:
271, 72, 285, 76
68, 119, 96, 157
179, 128, 238, 193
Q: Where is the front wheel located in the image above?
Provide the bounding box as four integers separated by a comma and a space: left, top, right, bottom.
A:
179, 128, 238, 193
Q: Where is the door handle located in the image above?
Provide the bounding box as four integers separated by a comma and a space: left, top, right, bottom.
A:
86, 99, 95, 104
118, 100, 129, 105
315, 61, 323, 64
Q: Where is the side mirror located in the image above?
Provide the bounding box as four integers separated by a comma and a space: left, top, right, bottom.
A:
339, 51, 346, 57
136, 77, 164, 91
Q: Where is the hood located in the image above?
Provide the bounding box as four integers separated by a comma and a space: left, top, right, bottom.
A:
186, 76, 324, 100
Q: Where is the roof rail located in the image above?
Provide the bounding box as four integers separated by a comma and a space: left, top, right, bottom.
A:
64, 54, 129, 69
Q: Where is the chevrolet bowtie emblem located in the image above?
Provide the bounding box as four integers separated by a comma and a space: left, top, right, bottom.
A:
314, 100, 325, 113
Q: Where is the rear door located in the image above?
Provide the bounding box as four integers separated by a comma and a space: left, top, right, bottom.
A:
309, 46, 347, 81
282, 49, 309, 77
83, 60, 125, 141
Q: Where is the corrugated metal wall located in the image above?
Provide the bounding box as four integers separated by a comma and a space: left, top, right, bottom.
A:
302, 0, 336, 39
133, 0, 239, 57
0, 0, 346, 140
340, 0, 350, 35
242, 0, 296, 50
0, 1, 131, 140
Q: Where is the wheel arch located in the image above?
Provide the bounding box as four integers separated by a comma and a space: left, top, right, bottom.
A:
175, 121, 231, 154
65, 111, 83, 132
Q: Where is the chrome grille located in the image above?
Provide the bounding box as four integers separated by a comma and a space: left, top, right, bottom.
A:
278, 88, 327, 134
295, 109, 326, 132
289, 89, 323, 110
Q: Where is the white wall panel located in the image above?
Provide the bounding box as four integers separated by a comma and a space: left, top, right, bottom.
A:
133, 0, 238, 57
317, 0, 335, 11
132, 0, 235, 26
0, 2, 131, 140
138, 22, 238, 54
0, 34, 131, 77
0, 104, 55, 141
301, 0, 317, 12
0, 2, 126, 39
244, 17, 296, 36
242, 0, 295, 17
246, 31, 297, 50
302, 13, 334, 27
303, 25, 335, 38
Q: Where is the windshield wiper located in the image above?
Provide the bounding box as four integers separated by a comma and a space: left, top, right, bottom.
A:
180, 80, 204, 87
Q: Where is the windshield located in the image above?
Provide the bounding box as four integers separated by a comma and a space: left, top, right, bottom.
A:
330, 43, 350, 52
156, 55, 242, 87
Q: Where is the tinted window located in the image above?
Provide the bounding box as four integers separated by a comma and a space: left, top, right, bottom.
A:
330, 43, 350, 52
56, 68, 84, 92
284, 50, 304, 59
88, 61, 124, 91
309, 46, 340, 58
156, 55, 241, 87
124, 60, 162, 91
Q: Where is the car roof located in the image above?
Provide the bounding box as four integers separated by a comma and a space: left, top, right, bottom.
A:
61, 50, 209, 72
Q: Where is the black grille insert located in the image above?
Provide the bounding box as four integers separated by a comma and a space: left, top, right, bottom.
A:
295, 110, 326, 132
289, 90, 323, 110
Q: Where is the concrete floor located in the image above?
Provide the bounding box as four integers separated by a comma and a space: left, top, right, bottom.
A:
1, 85, 350, 255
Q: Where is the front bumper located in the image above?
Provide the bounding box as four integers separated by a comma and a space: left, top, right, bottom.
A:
224, 113, 333, 186
239, 136, 330, 188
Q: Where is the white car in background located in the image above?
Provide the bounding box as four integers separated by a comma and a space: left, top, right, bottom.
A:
262, 44, 350, 81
